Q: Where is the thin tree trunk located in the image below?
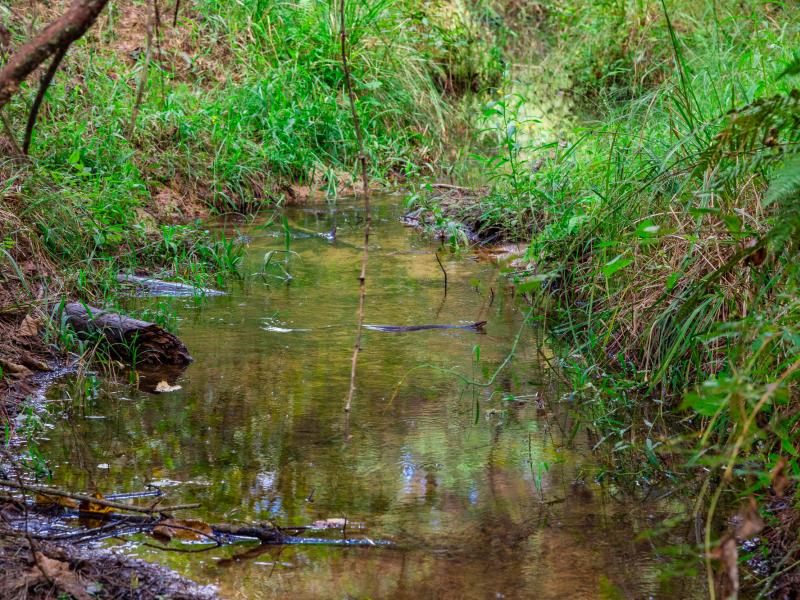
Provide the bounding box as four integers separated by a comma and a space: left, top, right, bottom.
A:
341, 0, 370, 413
0, 0, 111, 110
129, 0, 155, 134
22, 44, 68, 154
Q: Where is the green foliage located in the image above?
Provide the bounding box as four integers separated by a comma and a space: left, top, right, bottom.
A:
419, 2, 800, 591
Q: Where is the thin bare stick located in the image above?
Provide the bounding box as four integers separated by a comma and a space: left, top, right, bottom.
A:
23, 44, 67, 154
0, 109, 24, 156
152, 0, 166, 105
435, 251, 448, 296
341, 0, 370, 413
0, 479, 199, 514
129, 0, 154, 134
172, 0, 181, 27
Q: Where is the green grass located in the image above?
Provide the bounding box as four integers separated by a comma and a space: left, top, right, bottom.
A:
417, 1, 800, 595
1, 0, 505, 305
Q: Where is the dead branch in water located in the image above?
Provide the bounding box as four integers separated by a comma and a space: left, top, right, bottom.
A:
0, 479, 199, 514
0, 0, 111, 110
341, 0, 371, 413
435, 252, 448, 295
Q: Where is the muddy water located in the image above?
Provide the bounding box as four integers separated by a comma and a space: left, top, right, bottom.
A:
43, 196, 698, 599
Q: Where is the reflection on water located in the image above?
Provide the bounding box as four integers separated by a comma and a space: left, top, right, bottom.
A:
43, 195, 699, 598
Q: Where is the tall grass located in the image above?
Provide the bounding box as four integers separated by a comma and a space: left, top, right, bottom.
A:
419, 0, 800, 594
1, 0, 503, 303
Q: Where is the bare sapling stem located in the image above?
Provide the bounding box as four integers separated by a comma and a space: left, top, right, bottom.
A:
23, 44, 67, 154
341, 0, 370, 413
435, 251, 448, 296
129, 0, 155, 134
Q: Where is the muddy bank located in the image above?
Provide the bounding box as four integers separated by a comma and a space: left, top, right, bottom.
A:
0, 538, 218, 600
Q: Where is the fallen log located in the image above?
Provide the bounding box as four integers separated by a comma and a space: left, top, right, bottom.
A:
64, 302, 192, 366
116, 274, 225, 297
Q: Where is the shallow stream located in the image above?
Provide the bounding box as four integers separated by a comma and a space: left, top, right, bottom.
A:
43, 195, 698, 599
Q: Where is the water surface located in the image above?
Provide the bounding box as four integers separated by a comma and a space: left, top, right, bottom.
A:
44, 195, 698, 599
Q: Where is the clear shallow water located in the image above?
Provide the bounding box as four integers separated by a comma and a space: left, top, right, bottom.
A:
43, 195, 699, 599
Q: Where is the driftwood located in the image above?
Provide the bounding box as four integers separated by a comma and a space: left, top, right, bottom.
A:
116, 274, 225, 297
64, 302, 192, 366
364, 321, 487, 333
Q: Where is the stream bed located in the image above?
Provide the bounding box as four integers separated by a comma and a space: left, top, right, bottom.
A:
42, 195, 699, 599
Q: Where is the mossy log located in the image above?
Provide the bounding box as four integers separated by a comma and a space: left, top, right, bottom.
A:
64, 302, 192, 366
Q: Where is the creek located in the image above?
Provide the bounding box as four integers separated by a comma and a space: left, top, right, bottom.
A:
42, 194, 699, 599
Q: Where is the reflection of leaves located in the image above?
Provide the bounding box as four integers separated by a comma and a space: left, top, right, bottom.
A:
310, 517, 366, 531
152, 518, 214, 542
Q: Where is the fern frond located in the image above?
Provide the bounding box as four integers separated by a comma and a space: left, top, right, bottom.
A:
766, 152, 800, 206
696, 90, 800, 173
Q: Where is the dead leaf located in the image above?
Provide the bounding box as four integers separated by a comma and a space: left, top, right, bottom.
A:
154, 380, 182, 393
311, 517, 348, 530
771, 457, 789, 497
744, 238, 767, 267
78, 492, 114, 518
35, 493, 79, 510
735, 497, 764, 541
152, 518, 214, 542
710, 535, 739, 598
0, 359, 32, 378
32, 552, 94, 600
17, 315, 40, 337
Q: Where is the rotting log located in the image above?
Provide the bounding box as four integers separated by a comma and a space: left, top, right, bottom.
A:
64, 302, 192, 366
116, 274, 225, 297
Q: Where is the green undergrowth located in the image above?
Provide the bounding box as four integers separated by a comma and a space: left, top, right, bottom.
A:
0, 0, 506, 307
416, 0, 800, 595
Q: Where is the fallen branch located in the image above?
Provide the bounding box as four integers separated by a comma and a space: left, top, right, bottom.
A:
0, 479, 198, 514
